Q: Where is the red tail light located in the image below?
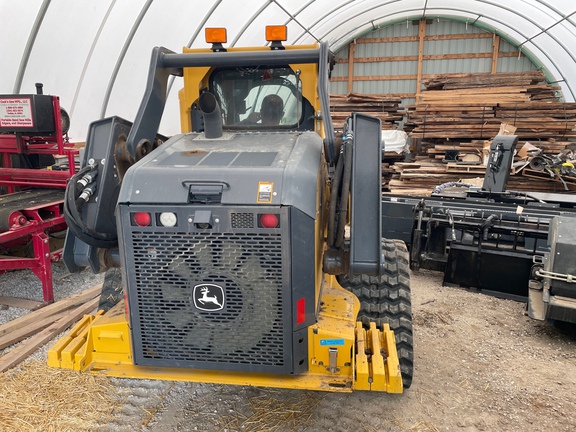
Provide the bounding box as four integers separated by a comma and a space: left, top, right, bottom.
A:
133, 212, 151, 227
297, 298, 306, 324
259, 213, 279, 228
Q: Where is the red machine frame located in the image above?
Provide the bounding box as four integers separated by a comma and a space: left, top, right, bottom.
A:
0, 95, 78, 303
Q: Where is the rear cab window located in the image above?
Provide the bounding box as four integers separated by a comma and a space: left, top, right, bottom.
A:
211, 66, 304, 129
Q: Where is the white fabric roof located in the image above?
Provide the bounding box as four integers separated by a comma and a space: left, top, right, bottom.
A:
1, 0, 575, 140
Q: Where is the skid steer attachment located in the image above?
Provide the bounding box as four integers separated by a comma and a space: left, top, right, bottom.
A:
49, 25, 412, 393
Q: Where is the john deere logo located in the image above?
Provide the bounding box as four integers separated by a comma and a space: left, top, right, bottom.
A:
193, 283, 224, 311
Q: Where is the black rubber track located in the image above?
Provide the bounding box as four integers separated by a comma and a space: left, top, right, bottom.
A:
337, 239, 414, 389
98, 267, 124, 312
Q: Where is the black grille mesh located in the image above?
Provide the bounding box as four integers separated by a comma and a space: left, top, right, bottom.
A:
231, 212, 254, 229
129, 230, 286, 368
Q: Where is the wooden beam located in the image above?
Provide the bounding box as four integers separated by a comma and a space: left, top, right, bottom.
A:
416, 19, 426, 102
357, 32, 493, 44
0, 297, 99, 372
492, 35, 500, 73
347, 41, 355, 94
331, 74, 418, 82
0, 296, 43, 310
0, 308, 70, 350
0, 284, 101, 338
336, 51, 524, 64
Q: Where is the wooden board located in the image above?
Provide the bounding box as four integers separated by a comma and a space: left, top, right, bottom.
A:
445, 163, 486, 173
0, 284, 101, 338
0, 297, 99, 372
0, 296, 44, 310
404, 71, 576, 141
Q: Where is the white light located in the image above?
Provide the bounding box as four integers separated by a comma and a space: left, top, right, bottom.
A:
159, 212, 177, 227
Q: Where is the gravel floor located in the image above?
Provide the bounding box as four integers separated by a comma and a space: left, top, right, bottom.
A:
2, 261, 576, 432
0, 261, 104, 360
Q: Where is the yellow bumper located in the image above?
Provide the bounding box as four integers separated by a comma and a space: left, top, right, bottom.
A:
48, 283, 402, 393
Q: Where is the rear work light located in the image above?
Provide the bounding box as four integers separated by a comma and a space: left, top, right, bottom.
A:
259, 213, 279, 228
159, 212, 177, 227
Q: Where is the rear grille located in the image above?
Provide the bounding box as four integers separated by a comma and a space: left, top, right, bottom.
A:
128, 230, 287, 371
231, 212, 254, 228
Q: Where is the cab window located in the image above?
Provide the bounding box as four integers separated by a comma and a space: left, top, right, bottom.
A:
211, 66, 303, 128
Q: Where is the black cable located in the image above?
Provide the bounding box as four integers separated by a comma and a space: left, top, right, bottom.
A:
335, 138, 353, 249
63, 166, 118, 248
327, 143, 345, 247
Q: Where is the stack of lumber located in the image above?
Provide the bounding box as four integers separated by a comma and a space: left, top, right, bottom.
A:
387, 155, 576, 195
382, 163, 395, 191
0, 285, 101, 372
404, 72, 576, 140
426, 139, 572, 160
330, 93, 403, 131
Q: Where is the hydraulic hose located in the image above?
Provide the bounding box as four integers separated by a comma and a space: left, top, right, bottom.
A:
327, 144, 345, 247
63, 165, 118, 248
335, 137, 353, 249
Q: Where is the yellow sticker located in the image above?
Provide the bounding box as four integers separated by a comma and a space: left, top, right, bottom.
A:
257, 182, 273, 203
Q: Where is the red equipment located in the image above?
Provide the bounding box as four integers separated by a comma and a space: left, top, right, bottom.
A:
0, 84, 78, 303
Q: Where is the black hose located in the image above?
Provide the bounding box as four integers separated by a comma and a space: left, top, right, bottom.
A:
63, 166, 118, 248
327, 145, 345, 247
335, 138, 353, 249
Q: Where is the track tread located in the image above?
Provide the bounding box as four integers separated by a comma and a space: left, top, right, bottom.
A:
98, 267, 124, 312
337, 239, 414, 388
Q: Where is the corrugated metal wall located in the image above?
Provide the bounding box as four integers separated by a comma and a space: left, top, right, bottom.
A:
330, 19, 538, 100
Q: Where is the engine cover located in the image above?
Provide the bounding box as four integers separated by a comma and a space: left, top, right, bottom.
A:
117, 131, 322, 374
119, 131, 322, 218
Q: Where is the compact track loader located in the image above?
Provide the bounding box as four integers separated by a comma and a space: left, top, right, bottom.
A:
49, 26, 413, 393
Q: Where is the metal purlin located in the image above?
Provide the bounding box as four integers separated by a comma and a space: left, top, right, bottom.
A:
273, 0, 321, 44
70, 0, 117, 119
165, 0, 323, 114
99, 0, 154, 119
165, 0, 224, 99
12, 0, 51, 93
291, 0, 364, 45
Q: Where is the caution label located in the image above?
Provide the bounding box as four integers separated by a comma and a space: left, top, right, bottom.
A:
257, 182, 274, 203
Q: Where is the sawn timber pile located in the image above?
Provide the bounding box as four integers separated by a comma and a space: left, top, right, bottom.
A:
330, 93, 403, 131
404, 71, 576, 140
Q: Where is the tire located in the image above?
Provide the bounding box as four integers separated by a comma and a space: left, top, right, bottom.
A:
60, 108, 71, 135
337, 239, 414, 389
98, 267, 124, 312
529, 156, 546, 171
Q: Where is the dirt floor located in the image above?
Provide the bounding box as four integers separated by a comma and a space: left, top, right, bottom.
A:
108, 269, 576, 432
2, 265, 576, 431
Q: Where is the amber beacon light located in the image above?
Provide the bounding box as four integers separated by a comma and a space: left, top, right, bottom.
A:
265, 25, 287, 42
205, 27, 227, 44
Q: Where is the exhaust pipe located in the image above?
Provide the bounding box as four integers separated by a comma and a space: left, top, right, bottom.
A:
199, 92, 223, 139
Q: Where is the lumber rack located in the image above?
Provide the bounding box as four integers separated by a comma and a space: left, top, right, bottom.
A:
0, 88, 78, 303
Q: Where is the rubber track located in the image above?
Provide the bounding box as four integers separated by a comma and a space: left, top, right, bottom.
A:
337, 239, 414, 389
98, 267, 124, 312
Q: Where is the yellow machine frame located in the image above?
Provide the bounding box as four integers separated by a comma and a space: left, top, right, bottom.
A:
48, 275, 402, 393
48, 27, 404, 394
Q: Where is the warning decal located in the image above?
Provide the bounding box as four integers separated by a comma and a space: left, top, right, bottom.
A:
0, 98, 34, 128
257, 182, 273, 203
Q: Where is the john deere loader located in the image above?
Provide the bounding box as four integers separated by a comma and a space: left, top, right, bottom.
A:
49, 26, 413, 393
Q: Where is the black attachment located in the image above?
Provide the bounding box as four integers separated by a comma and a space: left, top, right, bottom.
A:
482, 135, 518, 193
349, 113, 383, 276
